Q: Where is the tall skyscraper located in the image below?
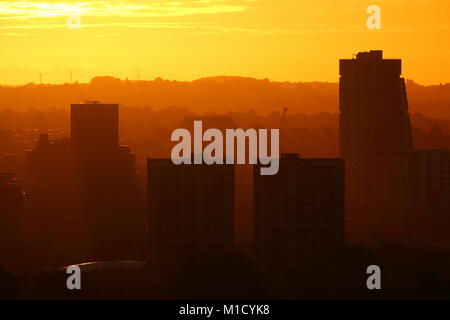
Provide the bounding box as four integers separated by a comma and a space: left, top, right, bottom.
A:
70, 101, 143, 261
147, 158, 234, 275
254, 154, 344, 280
71, 101, 119, 153
23, 103, 144, 263
339, 51, 413, 221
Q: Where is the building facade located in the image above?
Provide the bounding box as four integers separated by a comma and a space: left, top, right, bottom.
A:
254, 154, 344, 279
147, 158, 234, 274
339, 51, 413, 222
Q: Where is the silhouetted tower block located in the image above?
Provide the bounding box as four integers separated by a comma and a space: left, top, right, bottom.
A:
70, 101, 143, 261
339, 51, 412, 213
410, 150, 450, 210
71, 101, 119, 153
24, 134, 84, 264
147, 158, 235, 275
25, 133, 73, 184
254, 154, 345, 280
408, 149, 450, 243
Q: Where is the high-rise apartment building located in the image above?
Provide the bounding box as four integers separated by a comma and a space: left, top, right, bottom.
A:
147, 158, 234, 274
254, 154, 344, 279
339, 51, 413, 215
71, 101, 119, 152
24, 102, 144, 262
410, 149, 450, 210
70, 101, 142, 261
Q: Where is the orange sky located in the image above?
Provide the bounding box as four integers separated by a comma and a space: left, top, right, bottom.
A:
1, 0, 449, 85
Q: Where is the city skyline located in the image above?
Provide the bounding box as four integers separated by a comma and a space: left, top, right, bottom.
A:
2, 49, 450, 300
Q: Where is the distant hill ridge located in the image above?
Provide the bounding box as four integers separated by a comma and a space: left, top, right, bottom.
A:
1, 76, 450, 118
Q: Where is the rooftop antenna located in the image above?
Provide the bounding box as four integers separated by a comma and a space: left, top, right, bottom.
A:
67, 67, 77, 84
38, 71, 47, 85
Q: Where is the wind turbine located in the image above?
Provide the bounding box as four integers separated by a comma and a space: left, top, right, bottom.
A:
67, 67, 77, 84
38, 71, 47, 85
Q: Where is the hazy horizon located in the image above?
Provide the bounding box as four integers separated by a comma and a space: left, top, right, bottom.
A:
2, 0, 450, 85
2, 74, 450, 87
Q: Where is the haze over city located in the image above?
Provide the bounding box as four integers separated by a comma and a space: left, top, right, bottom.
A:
2, 0, 450, 304
1, 0, 450, 85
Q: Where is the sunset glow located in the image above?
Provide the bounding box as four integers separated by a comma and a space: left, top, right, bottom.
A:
1, 0, 450, 84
